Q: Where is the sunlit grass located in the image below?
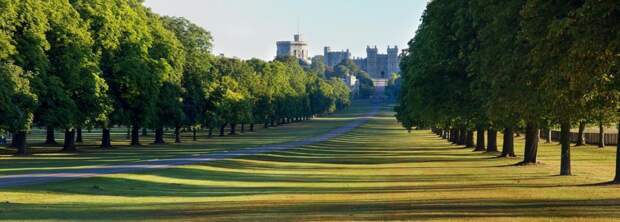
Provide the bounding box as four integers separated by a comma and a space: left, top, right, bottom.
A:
0, 100, 377, 176
1, 102, 620, 221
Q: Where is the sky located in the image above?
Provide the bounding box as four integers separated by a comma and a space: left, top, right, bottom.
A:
143, 0, 427, 60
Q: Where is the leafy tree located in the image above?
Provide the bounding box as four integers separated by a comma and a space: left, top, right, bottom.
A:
161, 16, 214, 141
37, 0, 110, 152
1, 0, 48, 154
0, 64, 38, 154
560, 0, 620, 182
469, 0, 530, 157
71, 0, 152, 147
385, 73, 401, 100
326, 59, 374, 99
146, 12, 186, 144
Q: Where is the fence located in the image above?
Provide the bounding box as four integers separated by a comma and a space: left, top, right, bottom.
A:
541, 131, 618, 145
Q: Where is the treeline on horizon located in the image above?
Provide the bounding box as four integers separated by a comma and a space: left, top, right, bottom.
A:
0, 0, 354, 155
396, 0, 620, 181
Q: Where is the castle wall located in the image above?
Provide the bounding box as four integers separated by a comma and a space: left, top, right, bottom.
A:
318, 45, 401, 79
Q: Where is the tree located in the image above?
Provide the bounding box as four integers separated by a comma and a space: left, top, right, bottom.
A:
469, 0, 533, 158
398, 0, 480, 150
80, 1, 159, 146
146, 12, 186, 144
161, 16, 214, 141
37, 0, 110, 152
71, 0, 153, 148
560, 0, 620, 182
327, 59, 375, 99
521, 0, 590, 174
1, 0, 48, 155
0, 64, 38, 155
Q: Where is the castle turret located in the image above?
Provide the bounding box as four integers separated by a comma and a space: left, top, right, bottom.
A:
324, 47, 331, 65
366, 46, 379, 77
387, 46, 400, 77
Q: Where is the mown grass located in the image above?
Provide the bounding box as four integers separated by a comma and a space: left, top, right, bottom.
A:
2, 102, 620, 221
0, 100, 375, 176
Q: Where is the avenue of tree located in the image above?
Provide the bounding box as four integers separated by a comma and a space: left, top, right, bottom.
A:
396, 0, 620, 182
0, 0, 353, 154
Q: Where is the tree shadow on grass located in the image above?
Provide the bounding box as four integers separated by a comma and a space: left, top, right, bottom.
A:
3, 197, 620, 221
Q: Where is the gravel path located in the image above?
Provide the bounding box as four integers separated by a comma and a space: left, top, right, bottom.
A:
0, 102, 381, 189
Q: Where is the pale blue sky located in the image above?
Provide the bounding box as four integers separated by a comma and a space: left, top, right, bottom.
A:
143, 0, 427, 60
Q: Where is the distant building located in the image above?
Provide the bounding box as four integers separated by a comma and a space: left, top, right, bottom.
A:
342, 74, 359, 97
322, 45, 401, 79
276, 34, 309, 63
353, 46, 400, 79
323, 47, 351, 68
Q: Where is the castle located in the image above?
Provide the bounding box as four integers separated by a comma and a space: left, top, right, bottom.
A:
323, 47, 351, 68
276, 34, 401, 79
276, 34, 310, 63
324, 46, 400, 79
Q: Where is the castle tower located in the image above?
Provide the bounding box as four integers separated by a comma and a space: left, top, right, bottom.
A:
387, 45, 399, 77
323, 46, 331, 65
366, 45, 378, 78
276, 34, 309, 63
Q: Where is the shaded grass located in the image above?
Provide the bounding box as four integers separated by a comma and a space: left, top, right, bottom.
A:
0, 100, 376, 176
2, 103, 620, 221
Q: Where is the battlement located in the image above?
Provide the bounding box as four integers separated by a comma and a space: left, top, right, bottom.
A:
387, 46, 399, 54
324, 46, 352, 68
366, 45, 378, 55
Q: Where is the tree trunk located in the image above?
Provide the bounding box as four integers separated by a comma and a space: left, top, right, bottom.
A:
208, 128, 213, 137
521, 123, 539, 164
62, 129, 77, 152
219, 124, 226, 136
229, 123, 237, 135
154, 127, 165, 144
130, 124, 140, 146
76, 128, 83, 143
175, 126, 181, 143
474, 127, 485, 151
240, 124, 245, 133
501, 127, 516, 157
545, 128, 552, 143
560, 120, 571, 175
142, 128, 148, 136
44, 126, 56, 145
487, 128, 498, 152
613, 123, 620, 183
192, 128, 197, 141
599, 122, 605, 148
450, 129, 457, 143
126, 127, 130, 139
250, 123, 255, 132
9, 133, 16, 148
13, 131, 28, 155
576, 121, 586, 146
466, 130, 475, 148
458, 128, 466, 145
101, 128, 112, 148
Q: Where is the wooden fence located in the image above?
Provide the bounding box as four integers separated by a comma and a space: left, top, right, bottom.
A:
541, 131, 618, 145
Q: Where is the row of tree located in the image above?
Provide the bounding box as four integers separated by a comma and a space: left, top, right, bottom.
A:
0, 0, 351, 155
396, 0, 620, 182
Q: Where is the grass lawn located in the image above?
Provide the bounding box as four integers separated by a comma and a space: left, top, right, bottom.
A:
0, 100, 375, 176
2, 102, 620, 221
